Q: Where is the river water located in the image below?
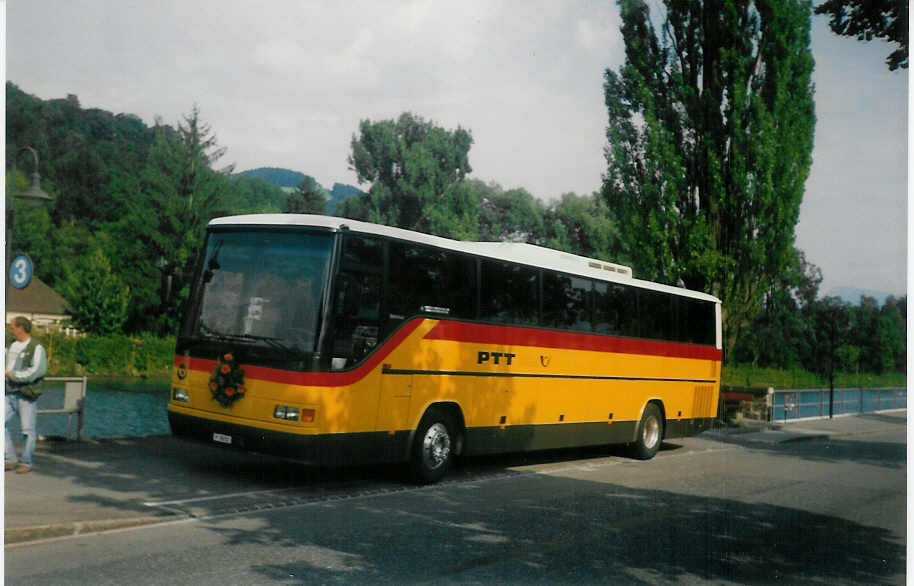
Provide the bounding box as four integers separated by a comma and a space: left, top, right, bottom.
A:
28, 377, 171, 439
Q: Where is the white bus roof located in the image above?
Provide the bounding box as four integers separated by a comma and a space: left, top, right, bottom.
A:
209, 214, 720, 304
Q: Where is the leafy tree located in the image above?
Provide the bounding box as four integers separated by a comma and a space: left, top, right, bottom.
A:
229, 175, 287, 214
732, 248, 822, 368
285, 176, 328, 214
807, 297, 854, 399
543, 192, 619, 262
476, 182, 546, 243
348, 112, 474, 232
815, 0, 908, 70
602, 0, 815, 355
61, 245, 130, 335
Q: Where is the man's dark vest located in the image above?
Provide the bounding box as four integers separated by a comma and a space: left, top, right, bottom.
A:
9, 338, 44, 400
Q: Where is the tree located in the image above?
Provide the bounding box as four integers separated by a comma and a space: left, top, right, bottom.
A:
285, 176, 328, 214
476, 183, 545, 243
815, 0, 908, 70
543, 192, 619, 262
348, 112, 474, 233
732, 248, 822, 368
61, 245, 130, 335
602, 0, 815, 356
123, 105, 235, 333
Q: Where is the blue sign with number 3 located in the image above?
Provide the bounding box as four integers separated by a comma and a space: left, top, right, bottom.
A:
9, 254, 33, 289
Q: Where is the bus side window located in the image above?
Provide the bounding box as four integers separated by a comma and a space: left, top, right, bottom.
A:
543, 272, 592, 331
480, 260, 539, 325
388, 242, 477, 329
593, 281, 637, 337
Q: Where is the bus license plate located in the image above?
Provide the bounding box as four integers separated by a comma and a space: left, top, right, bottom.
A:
213, 433, 232, 445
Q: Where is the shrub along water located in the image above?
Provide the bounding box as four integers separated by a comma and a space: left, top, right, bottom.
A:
25, 332, 176, 378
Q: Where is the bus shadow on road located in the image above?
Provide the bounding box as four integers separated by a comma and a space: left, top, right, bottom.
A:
205, 468, 905, 585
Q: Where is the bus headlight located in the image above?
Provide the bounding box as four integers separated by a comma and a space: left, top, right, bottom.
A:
274, 406, 300, 421
172, 388, 190, 403
273, 406, 315, 423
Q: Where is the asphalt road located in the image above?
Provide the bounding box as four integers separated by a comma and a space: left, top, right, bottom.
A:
5, 415, 907, 585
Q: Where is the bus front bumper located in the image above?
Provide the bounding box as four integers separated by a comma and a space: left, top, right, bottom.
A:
167, 409, 412, 466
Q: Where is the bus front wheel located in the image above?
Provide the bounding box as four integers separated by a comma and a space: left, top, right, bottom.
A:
410, 410, 454, 484
630, 403, 663, 460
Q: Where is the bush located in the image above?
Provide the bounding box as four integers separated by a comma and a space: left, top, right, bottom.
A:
30, 332, 175, 378
723, 363, 906, 390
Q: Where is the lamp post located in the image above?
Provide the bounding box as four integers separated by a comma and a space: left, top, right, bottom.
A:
7, 146, 54, 285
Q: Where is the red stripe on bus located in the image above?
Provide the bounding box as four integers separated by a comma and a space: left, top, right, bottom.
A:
423, 321, 722, 361
173, 319, 425, 387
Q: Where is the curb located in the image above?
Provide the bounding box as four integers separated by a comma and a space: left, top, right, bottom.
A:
5, 515, 182, 546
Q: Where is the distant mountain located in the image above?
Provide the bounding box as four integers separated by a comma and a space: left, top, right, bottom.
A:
236, 167, 309, 188
328, 183, 364, 213
825, 287, 904, 305
235, 167, 363, 214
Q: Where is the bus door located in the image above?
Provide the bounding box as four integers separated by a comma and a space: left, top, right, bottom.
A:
330, 235, 387, 432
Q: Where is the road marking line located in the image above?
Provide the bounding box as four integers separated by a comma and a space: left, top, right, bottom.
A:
143, 487, 300, 507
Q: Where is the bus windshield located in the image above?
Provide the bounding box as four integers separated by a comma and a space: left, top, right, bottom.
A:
183, 230, 333, 366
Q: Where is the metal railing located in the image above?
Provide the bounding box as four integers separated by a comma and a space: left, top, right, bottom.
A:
36, 376, 87, 440
769, 387, 906, 422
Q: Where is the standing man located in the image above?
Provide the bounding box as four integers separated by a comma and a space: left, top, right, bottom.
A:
6, 316, 47, 474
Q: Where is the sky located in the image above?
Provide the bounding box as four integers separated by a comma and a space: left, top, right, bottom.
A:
4, 1, 908, 298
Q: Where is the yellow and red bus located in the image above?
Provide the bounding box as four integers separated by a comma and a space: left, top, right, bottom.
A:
168, 214, 722, 482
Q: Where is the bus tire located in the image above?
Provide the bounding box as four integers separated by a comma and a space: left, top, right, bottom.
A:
630, 402, 663, 460
410, 409, 455, 484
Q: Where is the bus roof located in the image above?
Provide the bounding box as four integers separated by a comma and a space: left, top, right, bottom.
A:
208, 214, 721, 304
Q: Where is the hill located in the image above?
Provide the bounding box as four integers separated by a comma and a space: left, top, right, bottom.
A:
236, 167, 309, 188
236, 167, 364, 213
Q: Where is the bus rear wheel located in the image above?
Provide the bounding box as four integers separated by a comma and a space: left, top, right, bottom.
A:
410, 410, 454, 484
630, 403, 663, 460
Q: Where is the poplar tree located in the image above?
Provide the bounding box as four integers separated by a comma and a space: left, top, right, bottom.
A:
602, 0, 815, 353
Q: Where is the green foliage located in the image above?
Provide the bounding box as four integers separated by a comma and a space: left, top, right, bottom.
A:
733, 249, 906, 377
476, 182, 545, 243
60, 246, 130, 335
815, 0, 908, 70
327, 183, 364, 214
68, 333, 175, 376
602, 0, 816, 356
722, 363, 906, 389
348, 112, 474, 232
543, 192, 618, 262
286, 176, 328, 214
120, 106, 236, 333
229, 175, 287, 214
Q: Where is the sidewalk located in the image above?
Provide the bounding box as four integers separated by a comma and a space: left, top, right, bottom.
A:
704, 409, 907, 445
4, 410, 907, 545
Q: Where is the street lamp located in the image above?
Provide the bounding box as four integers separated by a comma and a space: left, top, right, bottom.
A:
7, 146, 54, 281
10, 146, 53, 207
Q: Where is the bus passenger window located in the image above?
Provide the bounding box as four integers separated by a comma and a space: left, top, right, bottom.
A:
480, 260, 538, 325
593, 281, 637, 338
388, 242, 476, 327
543, 272, 592, 331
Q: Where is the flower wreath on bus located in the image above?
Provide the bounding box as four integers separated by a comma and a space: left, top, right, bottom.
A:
210, 352, 246, 407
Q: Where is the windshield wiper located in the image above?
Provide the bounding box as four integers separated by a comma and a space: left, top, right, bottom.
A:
199, 324, 298, 356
